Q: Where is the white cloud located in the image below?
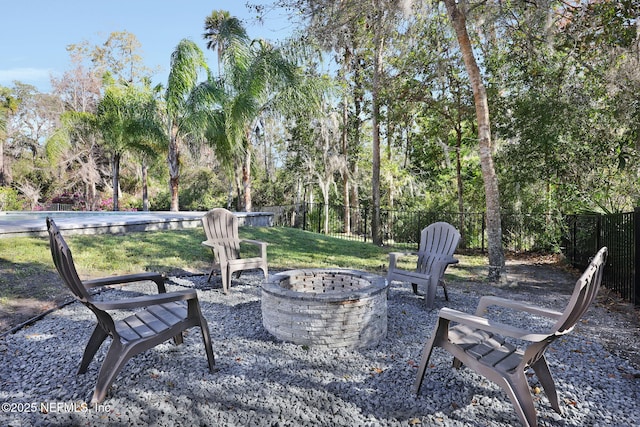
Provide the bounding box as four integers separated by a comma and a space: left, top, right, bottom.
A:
0, 67, 54, 87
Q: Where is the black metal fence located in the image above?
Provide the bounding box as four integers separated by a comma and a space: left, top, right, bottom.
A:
261, 203, 639, 306
563, 210, 638, 306
262, 203, 561, 252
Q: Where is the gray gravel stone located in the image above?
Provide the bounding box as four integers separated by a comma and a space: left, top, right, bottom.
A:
0, 272, 638, 426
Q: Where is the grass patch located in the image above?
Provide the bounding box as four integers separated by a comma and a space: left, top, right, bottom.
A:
0, 225, 488, 332
0, 226, 487, 288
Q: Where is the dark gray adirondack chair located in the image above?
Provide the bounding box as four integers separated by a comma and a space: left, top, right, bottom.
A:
414, 247, 608, 427
46, 217, 215, 403
387, 222, 460, 308
201, 208, 268, 294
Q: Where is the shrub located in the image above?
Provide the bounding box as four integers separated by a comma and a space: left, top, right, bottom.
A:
0, 187, 24, 210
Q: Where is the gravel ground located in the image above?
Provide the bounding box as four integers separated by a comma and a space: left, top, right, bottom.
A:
1, 268, 639, 427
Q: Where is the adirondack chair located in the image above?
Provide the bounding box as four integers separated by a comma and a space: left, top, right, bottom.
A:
46, 217, 215, 404
201, 208, 268, 294
413, 247, 608, 427
387, 222, 460, 308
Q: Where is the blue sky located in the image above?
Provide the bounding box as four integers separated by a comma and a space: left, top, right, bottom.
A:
0, 1, 294, 93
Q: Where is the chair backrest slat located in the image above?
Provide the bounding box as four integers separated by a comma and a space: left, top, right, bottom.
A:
417, 222, 461, 273
46, 218, 117, 334
202, 208, 241, 260
47, 218, 91, 301
553, 247, 607, 334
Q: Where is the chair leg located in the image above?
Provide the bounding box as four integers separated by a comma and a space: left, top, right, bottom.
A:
452, 357, 463, 369
413, 325, 443, 394
91, 342, 132, 404
207, 249, 216, 283
424, 276, 439, 309
199, 318, 216, 372
172, 332, 184, 345
441, 280, 449, 301
411, 283, 419, 294
78, 326, 108, 374
531, 356, 561, 413
220, 265, 229, 294
500, 372, 539, 427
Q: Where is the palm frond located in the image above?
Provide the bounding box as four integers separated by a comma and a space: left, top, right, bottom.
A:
166, 39, 210, 117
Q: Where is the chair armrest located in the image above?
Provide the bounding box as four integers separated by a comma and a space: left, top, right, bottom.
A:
388, 251, 418, 270
241, 239, 267, 246
240, 239, 267, 257
93, 289, 198, 310
475, 296, 563, 320
438, 307, 550, 342
389, 251, 418, 259
83, 272, 166, 293
201, 240, 221, 249
440, 255, 459, 266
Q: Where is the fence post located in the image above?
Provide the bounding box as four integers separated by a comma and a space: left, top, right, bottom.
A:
317, 203, 322, 234
634, 207, 640, 305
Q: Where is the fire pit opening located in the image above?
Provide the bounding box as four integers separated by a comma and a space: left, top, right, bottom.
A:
261, 269, 388, 349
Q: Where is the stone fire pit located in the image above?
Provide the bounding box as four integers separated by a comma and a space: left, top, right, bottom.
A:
261, 269, 388, 349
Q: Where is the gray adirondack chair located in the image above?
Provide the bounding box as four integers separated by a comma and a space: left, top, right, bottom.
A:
413, 247, 608, 427
201, 208, 268, 294
387, 222, 460, 308
46, 217, 215, 403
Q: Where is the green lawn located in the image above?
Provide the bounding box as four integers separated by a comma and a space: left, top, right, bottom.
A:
0, 226, 487, 332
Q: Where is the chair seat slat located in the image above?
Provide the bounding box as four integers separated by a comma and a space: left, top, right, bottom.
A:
146, 302, 187, 325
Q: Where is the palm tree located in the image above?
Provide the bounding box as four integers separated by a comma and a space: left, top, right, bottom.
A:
203, 13, 315, 211
203, 10, 249, 76
97, 81, 165, 211
165, 39, 223, 211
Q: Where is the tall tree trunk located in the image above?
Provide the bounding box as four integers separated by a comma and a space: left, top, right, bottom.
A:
341, 82, 351, 235
168, 125, 180, 212
112, 152, 120, 211
443, 0, 505, 280
319, 180, 330, 234
0, 140, 5, 186
350, 50, 363, 234
371, 7, 384, 246
242, 138, 252, 212
142, 158, 149, 211
455, 126, 466, 247
234, 159, 242, 211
